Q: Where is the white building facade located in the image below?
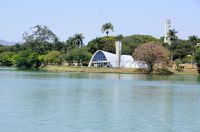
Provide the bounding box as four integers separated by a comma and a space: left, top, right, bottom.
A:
88, 50, 147, 68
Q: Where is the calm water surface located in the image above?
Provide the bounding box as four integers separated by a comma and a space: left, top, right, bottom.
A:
0, 67, 200, 132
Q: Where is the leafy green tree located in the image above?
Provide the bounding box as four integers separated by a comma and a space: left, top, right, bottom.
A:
13, 50, 39, 68
9, 44, 26, 52
115, 34, 123, 41
44, 51, 62, 65
87, 36, 116, 54
0, 45, 9, 53
22, 25, 58, 54
63, 34, 84, 54
188, 35, 198, 64
65, 52, 74, 66
0, 52, 15, 66
182, 55, 193, 63
101, 23, 114, 36
66, 48, 92, 66
189, 35, 198, 45
23, 41, 53, 55
38, 55, 46, 66
63, 36, 77, 53
159, 36, 165, 43
133, 42, 169, 72
52, 38, 64, 52
23, 25, 58, 43
171, 40, 192, 60
87, 37, 104, 54
122, 35, 158, 55
194, 47, 200, 73
175, 59, 182, 71
87, 35, 157, 55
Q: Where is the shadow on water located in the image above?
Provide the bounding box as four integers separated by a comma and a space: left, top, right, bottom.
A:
0, 66, 17, 71
197, 75, 200, 82
0, 66, 39, 72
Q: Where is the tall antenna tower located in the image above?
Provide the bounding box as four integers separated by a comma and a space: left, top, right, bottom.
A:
164, 18, 171, 44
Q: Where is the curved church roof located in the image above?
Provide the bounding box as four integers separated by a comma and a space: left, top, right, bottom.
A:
89, 50, 147, 68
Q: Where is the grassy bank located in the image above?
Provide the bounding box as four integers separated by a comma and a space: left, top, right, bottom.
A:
170, 68, 199, 75
40, 65, 175, 75
40, 65, 149, 74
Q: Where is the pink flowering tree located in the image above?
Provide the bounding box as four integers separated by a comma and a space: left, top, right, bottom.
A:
133, 42, 169, 72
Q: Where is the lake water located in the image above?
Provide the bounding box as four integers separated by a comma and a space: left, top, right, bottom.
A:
0, 67, 200, 132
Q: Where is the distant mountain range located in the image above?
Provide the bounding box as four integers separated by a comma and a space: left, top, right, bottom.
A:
0, 39, 18, 45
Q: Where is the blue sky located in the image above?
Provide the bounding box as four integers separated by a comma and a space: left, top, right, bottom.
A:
0, 0, 199, 43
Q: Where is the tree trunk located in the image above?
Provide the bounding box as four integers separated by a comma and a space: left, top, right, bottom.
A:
171, 54, 173, 62
147, 63, 154, 72
106, 31, 109, 36
79, 59, 82, 66
169, 45, 173, 62
197, 65, 200, 74
192, 52, 195, 68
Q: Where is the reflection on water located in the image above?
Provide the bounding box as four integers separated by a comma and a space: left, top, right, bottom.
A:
0, 67, 200, 132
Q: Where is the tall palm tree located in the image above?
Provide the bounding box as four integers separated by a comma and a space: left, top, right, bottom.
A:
74, 33, 85, 48
166, 29, 178, 45
189, 35, 198, 65
73, 33, 85, 66
101, 23, 114, 36
166, 29, 178, 61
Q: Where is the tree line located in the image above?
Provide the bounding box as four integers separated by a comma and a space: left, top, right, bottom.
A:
0, 23, 200, 73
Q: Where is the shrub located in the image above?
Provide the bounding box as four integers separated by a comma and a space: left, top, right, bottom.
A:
175, 59, 183, 71
194, 47, 200, 73
44, 51, 62, 65
66, 48, 92, 66
13, 50, 39, 68
0, 52, 15, 66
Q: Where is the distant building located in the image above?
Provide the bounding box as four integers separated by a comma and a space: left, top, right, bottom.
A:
164, 18, 172, 45
197, 43, 200, 46
88, 41, 147, 68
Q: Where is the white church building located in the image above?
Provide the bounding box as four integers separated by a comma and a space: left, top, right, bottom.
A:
89, 18, 175, 68
88, 41, 147, 68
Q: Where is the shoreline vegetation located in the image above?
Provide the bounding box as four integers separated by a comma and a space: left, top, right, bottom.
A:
0, 65, 198, 75
1, 24, 200, 75
40, 66, 198, 75
40, 66, 199, 75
